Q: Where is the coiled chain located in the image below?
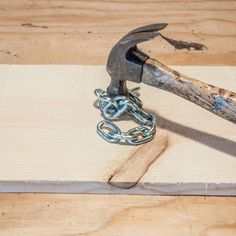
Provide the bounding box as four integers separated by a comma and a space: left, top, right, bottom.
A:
94, 87, 157, 145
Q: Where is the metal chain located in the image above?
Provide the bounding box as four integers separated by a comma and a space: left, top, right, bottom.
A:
94, 87, 157, 145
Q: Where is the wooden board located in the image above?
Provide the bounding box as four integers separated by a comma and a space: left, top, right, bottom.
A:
0, 0, 236, 65
1, 194, 236, 236
0, 65, 236, 195
1, 1, 236, 234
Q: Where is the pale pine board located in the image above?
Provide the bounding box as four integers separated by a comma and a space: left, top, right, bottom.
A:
0, 65, 236, 195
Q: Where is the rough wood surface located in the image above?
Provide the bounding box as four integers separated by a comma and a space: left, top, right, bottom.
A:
0, 194, 236, 236
0, 65, 236, 195
0, 0, 235, 65
108, 131, 168, 189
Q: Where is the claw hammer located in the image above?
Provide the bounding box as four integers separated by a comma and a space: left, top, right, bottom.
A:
106, 23, 236, 123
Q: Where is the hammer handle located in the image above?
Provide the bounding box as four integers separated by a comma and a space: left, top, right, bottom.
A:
142, 58, 236, 124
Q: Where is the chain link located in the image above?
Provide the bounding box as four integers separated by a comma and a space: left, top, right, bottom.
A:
94, 87, 157, 145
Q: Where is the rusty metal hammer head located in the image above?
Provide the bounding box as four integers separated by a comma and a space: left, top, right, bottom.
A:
106, 23, 168, 97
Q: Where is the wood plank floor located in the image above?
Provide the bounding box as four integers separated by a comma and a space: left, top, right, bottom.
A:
0, 0, 235, 65
1, 194, 236, 236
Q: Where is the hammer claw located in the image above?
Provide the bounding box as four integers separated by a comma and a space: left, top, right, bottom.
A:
119, 31, 158, 48
127, 23, 168, 35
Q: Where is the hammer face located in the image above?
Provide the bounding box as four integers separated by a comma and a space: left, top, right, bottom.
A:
106, 23, 168, 97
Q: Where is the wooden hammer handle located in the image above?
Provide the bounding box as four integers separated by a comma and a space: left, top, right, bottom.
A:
142, 58, 236, 123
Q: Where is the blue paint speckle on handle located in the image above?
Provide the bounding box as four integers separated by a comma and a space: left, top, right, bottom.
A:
212, 95, 229, 113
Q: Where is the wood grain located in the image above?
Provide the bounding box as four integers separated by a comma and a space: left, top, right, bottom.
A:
0, 194, 236, 236
108, 131, 168, 189
0, 65, 236, 195
0, 0, 235, 65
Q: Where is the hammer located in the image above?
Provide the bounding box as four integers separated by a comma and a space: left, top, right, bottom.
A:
106, 23, 236, 124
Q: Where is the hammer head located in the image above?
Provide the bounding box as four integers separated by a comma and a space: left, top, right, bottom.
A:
106, 23, 168, 97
